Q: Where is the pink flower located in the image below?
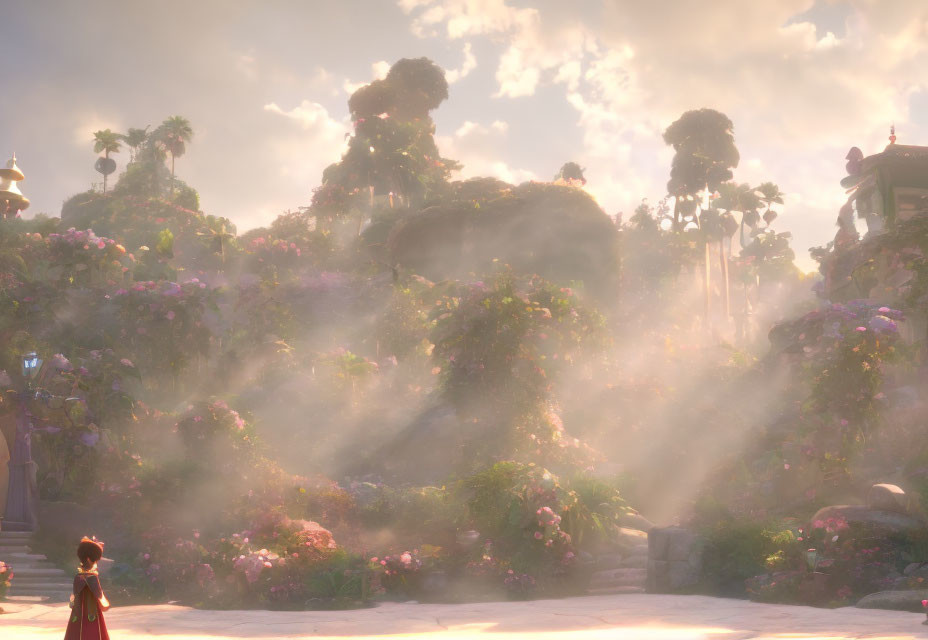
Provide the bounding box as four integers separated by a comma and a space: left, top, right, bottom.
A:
534, 532, 543, 540
165, 310, 175, 320
855, 326, 867, 332
120, 358, 134, 368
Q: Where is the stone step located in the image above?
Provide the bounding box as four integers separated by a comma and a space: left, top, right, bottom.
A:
5, 552, 48, 561
0, 531, 32, 538
10, 573, 73, 584
9, 567, 70, 578
0, 545, 32, 555
10, 587, 71, 602
4, 594, 52, 604
619, 554, 648, 569
1, 558, 59, 568
10, 580, 71, 593
0, 539, 32, 546
587, 585, 646, 596
593, 553, 625, 570
590, 568, 647, 587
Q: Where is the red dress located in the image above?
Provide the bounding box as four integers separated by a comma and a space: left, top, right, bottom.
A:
63, 569, 110, 640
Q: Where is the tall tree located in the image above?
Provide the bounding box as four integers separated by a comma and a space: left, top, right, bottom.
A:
121, 126, 150, 162
384, 57, 449, 121
663, 109, 740, 229
158, 116, 193, 196
92, 129, 122, 194
322, 57, 458, 235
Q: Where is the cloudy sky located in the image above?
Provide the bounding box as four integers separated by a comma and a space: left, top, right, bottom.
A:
3, 0, 927, 270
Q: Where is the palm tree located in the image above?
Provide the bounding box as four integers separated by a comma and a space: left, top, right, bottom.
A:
158, 116, 193, 196
755, 182, 785, 228
196, 215, 235, 269
121, 126, 150, 162
92, 129, 122, 194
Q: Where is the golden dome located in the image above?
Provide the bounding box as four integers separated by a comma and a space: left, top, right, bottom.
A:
0, 153, 24, 182
0, 177, 29, 211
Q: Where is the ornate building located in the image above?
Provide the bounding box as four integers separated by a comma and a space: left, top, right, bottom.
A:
0, 153, 30, 219
817, 128, 928, 309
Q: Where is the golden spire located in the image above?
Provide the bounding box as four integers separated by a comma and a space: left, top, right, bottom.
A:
0, 152, 29, 215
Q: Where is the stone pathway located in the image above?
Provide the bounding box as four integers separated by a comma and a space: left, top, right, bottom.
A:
3, 594, 927, 639
0, 531, 72, 603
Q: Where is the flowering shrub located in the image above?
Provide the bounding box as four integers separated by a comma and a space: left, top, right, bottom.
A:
369, 551, 422, 597
0, 561, 13, 600
429, 273, 602, 464
174, 399, 254, 472
111, 278, 215, 382
715, 512, 915, 606
44, 228, 133, 286
503, 571, 536, 598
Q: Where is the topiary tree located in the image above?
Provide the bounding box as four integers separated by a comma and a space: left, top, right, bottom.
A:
388, 182, 619, 296
554, 162, 586, 186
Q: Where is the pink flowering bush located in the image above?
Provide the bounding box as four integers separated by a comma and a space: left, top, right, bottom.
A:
0, 561, 13, 600
175, 399, 253, 464
110, 278, 215, 384
369, 550, 423, 596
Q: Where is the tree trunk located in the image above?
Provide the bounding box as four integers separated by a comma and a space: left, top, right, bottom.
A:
719, 238, 730, 320
171, 154, 176, 197
103, 151, 108, 194
704, 239, 711, 324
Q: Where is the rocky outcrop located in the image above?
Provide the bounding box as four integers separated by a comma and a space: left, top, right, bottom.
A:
867, 483, 910, 513
856, 589, 928, 612
809, 504, 924, 536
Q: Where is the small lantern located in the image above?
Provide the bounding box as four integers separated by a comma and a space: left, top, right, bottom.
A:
21, 351, 42, 380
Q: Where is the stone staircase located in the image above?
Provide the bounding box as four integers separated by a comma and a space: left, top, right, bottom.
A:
587, 527, 649, 595
0, 530, 73, 603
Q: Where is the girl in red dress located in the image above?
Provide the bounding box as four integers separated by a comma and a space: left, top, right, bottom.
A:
63, 537, 110, 640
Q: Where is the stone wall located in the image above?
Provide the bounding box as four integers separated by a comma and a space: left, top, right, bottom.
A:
646, 526, 704, 593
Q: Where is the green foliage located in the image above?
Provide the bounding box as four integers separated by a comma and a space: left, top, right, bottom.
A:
389, 182, 619, 294
92, 129, 122, 156
0, 561, 13, 600
664, 108, 740, 197
698, 512, 800, 597
554, 162, 586, 185
426, 272, 602, 465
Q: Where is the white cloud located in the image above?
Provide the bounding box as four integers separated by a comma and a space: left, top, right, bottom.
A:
400, 0, 928, 266
74, 115, 124, 147
371, 60, 391, 80
437, 117, 535, 184
343, 60, 393, 96
445, 42, 477, 83
263, 100, 345, 136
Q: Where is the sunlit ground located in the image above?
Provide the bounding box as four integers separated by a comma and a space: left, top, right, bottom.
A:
3, 594, 926, 640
